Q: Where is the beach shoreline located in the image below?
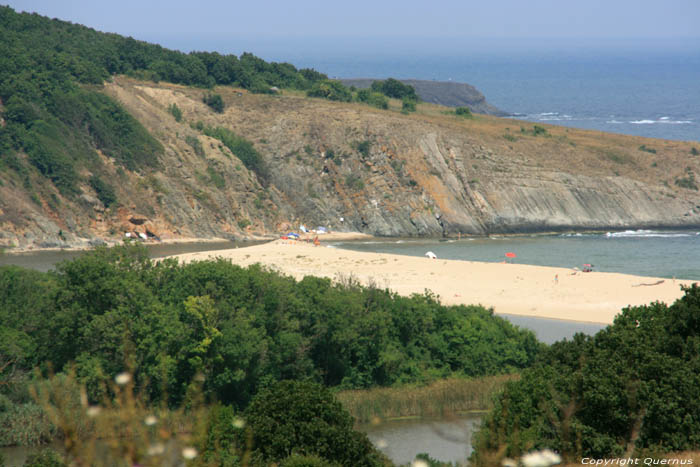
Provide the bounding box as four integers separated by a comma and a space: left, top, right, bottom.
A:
173, 238, 698, 325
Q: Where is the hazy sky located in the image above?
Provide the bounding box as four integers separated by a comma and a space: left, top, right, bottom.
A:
6, 0, 700, 57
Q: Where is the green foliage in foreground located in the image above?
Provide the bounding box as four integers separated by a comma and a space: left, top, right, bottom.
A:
471, 284, 700, 463
0, 244, 541, 421
243, 381, 386, 466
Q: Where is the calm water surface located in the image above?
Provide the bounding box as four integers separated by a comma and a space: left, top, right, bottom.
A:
362, 415, 481, 466
331, 230, 700, 281
0, 240, 263, 272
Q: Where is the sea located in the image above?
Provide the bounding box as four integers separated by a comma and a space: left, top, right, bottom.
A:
238, 40, 700, 142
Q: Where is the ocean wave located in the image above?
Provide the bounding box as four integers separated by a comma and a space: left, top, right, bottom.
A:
531, 112, 573, 121
605, 229, 693, 238
630, 118, 693, 125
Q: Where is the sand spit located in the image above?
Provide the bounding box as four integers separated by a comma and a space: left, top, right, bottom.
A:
173, 239, 697, 325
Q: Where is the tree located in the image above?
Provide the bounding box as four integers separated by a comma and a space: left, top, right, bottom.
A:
243, 381, 386, 466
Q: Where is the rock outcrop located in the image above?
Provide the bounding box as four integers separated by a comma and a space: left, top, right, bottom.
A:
340, 78, 507, 115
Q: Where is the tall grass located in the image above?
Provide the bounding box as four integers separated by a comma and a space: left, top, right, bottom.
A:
336, 375, 518, 424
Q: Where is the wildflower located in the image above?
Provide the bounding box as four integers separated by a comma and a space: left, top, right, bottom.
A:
147, 443, 165, 456
411, 460, 429, 467
86, 406, 101, 417
521, 449, 562, 467
144, 415, 157, 426
115, 372, 131, 385
182, 447, 198, 459
232, 417, 245, 429
376, 438, 388, 449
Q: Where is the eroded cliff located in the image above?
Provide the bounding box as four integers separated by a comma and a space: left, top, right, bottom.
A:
1, 77, 699, 250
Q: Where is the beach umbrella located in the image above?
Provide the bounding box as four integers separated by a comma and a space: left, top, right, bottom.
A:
505, 252, 516, 258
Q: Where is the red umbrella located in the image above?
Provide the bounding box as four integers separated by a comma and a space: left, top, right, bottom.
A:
505, 252, 517, 258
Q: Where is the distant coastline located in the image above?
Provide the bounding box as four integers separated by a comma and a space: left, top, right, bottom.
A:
339, 78, 508, 115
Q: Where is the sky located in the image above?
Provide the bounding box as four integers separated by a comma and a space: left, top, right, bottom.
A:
6, 0, 700, 58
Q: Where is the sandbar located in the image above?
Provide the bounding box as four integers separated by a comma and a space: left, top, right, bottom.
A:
173, 239, 697, 325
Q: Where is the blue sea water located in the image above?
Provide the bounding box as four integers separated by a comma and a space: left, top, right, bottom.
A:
266, 45, 700, 142
331, 229, 700, 281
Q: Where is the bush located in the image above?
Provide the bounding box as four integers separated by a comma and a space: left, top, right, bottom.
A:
370, 78, 418, 100
472, 285, 700, 463
353, 140, 371, 158
203, 93, 225, 113
455, 107, 472, 117
23, 449, 66, 467
185, 135, 205, 158
244, 381, 385, 466
639, 144, 657, 154
203, 126, 268, 183
88, 175, 117, 208
402, 98, 417, 112
691, 147, 699, 156
307, 80, 352, 102
168, 103, 183, 122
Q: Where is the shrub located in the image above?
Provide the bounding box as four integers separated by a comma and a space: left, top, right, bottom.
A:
353, 140, 371, 158
306, 80, 352, 102
675, 172, 698, 190
472, 285, 700, 463
203, 93, 225, 113
186, 135, 205, 157
455, 107, 472, 117
370, 78, 418, 100
243, 381, 385, 466
639, 144, 657, 154
88, 175, 117, 207
345, 174, 364, 191
691, 147, 699, 156
402, 98, 417, 112
168, 103, 182, 122
203, 127, 268, 183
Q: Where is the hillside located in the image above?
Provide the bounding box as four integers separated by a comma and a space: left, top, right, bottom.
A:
340, 78, 507, 115
1, 5, 700, 250
2, 75, 700, 250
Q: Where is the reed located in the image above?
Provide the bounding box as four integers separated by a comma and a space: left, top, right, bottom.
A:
336, 375, 519, 424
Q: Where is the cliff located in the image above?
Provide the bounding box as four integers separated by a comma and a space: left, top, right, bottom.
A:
340, 78, 507, 115
1, 77, 700, 250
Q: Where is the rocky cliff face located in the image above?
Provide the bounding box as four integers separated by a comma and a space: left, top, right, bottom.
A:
2, 77, 699, 250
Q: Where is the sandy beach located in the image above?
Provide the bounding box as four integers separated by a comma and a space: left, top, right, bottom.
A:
173, 238, 697, 325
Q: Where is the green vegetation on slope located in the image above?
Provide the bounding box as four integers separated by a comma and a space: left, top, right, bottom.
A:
471, 284, 700, 464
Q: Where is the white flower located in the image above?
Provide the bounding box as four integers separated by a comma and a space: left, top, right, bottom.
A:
147, 443, 165, 456
411, 460, 429, 467
232, 417, 245, 429
540, 449, 562, 465
521, 449, 562, 467
114, 372, 131, 385
182, 447, 198, 459
144, 415, 157, 426
502, 458, 518, 467
86, 406, 101, 417
376, 438, 388, 449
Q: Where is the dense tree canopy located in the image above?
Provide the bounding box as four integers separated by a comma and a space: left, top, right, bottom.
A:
471, 284, 700, 463
0, 244, 542, 414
